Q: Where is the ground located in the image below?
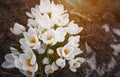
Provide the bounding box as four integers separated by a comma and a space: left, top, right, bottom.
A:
0, 0, 120, 77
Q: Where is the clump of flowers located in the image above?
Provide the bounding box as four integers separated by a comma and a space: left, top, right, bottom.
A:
2, 0, 85, 77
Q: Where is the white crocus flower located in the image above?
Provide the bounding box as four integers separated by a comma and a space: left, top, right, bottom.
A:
68, 36, 80, 45
57, 43, 75, 60
51, 3, 67, 16
19, 48, 38, 73
42, 57, 49, 65
56, 58, 66, 68
27, 19, 39, 28
69, 57, 85, 72
1, 47, 21, 69
54, 13, 69, 27
10, 23, 25, 35
41, 29, 57, 45
45, 65, 54, 75
2, 53, 17, 68
55, 27, 67, 42
51, 2, 69, 26
20, 32, 40, 49
39, 0, 51, 13
68, 36, 83, 56
36, 14, 55, 29
61, 43, 74, 60
37, 43, 47, 54
65, 21, 83, 35
26, 5, 40, 18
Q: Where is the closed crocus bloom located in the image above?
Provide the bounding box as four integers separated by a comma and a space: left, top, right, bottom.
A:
69, 57, 85, 72
10, 23, 25, 35
37, 43, 47, 54
2, 53, 16, 68
47, 49, 54, 54
65, 21, 83, 35
55, 27, 67, 42
1, 47, 21, 69
19, 48, 38, 73
42, 57, 49, 65
56, 58, 66, 68
45, 65, 54, 75
51, 62, 58, 71
26, 5, 40, 18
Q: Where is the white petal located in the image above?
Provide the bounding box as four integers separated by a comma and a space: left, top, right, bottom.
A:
19, 38, 30, 50
62, 43, 74, 58
23, 32, 38, 46
37, 47, 46, 54
45, 65, 54, 75
31, 53, 36, 65
36, 14, 54, 29
55, 27, 67, 42
5, 54, 15, 63
56, 58, 66, 68
42, 57, 49, 64
69, 66, 77, 72
32, 42, 41, 49
47, 49, 54, 54
39, 0, 51, 13
74, 48, 83, 56
19, 54, 28, 62
55, 13, 69, 26
76, 58, 85, 63
30, 63, 38, 72
68, 36, 80, 44
52, 62, 58, 71
65, 21, 83, 35
28, 27, 37, 34
26, 12, 34, 18
1, 61, 15, 68
57, 47, 63, 58
10, 23, 25, 35
14, 57, 22, 69
41, 29, 56, 45
10, 47, 19, 56
65, 53, 75, 60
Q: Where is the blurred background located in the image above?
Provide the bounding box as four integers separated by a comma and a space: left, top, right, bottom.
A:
0, 0, 120, 77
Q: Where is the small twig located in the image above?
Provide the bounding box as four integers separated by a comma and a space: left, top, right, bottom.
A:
81, 34, 97, 38
70, 9, 92, 22
64, 0, 77, 8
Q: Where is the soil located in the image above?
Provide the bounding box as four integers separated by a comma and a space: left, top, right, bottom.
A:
0, 0, 120, 77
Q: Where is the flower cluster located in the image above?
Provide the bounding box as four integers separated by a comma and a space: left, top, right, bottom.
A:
2, 0, 85, 77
